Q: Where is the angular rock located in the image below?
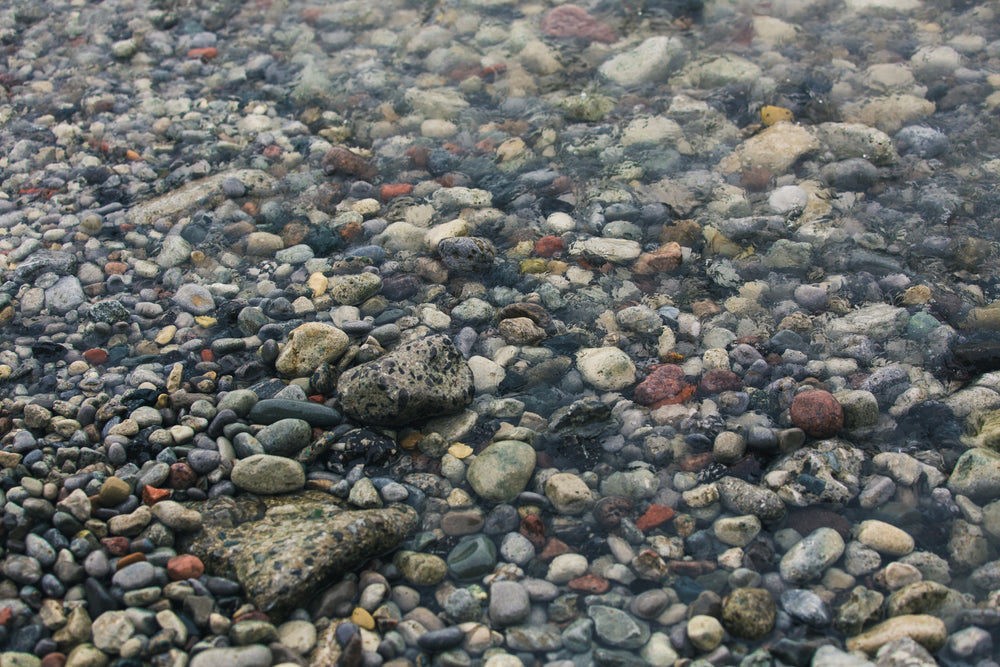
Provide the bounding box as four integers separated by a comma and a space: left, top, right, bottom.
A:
336, 334, 474, 426
183, 492, 417, 617
276, 323, 349, 378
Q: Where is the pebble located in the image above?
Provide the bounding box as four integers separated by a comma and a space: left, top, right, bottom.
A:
229, 455, 305, 494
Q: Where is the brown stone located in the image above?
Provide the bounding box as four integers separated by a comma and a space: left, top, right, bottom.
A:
167, 554, 205, 581
790, 389, 844, 438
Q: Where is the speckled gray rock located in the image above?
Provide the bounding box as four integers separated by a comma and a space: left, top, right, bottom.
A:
230, 455, 305, 494
717, 476, 785, 521
276, 323, 350, 378
589, 605, 650, 649
780, 528, 846, 584
336, 334, 474, 426
183, 492, 417, 616
948, 448, 1000, 501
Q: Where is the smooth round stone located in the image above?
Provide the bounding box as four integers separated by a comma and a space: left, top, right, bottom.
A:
173, 284, 215, 315
188, 645, 273, 667
217, 390, 259, 417
780, 589, 831, 627
589, 605, 650, 649
575, 347, 636, 391
394, 551, 447, 586
99, 477, 131, 507
685, 615, 724, 652
437, 236, 496, 273
248, 399, 342, 427
722, 587, 776, 640
856, 520, 915, 557
779, 528, 846, 584
499, 533, 535, 566
544, 473, 592, 515
230, 455, 305, 494
255, 419, 312, 457
713, 515, 761, 547
187, 450, 221, 474
329, 273, 382, 305
446, 534, 497, 580
417, 626, 465, 651
25, 534, 57, 568
546, 554, 588, 584
277, 620, 317, 655
91, 611, 135, 653
489, 581, 530, 626
466, 440, 536, 503
111, 562, 156, 590
630, 589, 670, 619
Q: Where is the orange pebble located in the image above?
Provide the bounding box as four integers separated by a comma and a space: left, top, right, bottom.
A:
142, 486, 171, 505
380, 183, 413, 200
115, 552, 147, 570
125, 149, 141, 161
636, 504, 675, 532
187, 47, 218, 60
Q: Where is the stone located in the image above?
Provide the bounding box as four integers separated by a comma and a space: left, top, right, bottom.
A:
467, 440, 536, 503
230, 455, 305, 495
598, 36, 687, 87
489, 581, 530, 626
329, 274, 382, 305
184, 492, 417, 616
575, 347, 636, 391
856, 520, 914, 557
172, 284, 215, 315
717, 476, 785, 521
718, 122, 820, 175
394, 551, 447, 586
846, 615, 947, 655
187, 645, 272, 667
790, 390, 844, 438
545, 473, 592, 514
722, 587, 776, 640
780, 528, 846, 584
713, 515, 761, 547
686, 615, 724, 652
589, 605, 650, 649
948, 448, 1000, 501
336, 334, 474, 426
90, 612, 133, 653
275, 323, 349, 377
248, 399, 342, 427
437, 236, 496, 273
255, 419, 312, 457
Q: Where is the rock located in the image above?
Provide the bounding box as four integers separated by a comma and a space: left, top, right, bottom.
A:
150, 500, 203, 532
45, 277, 85, 314
184, 492, 417, 616
172, 284, 215, 315
856, 520, 914, 557
90, 612, 133, 653
722, 587, 776, 640
780, 528, 846, 584
255, 419, 312, 457
188, 645, 273, 667
336, 334, 474, 426
248, 399, 342, 427
790, 390, 844, 438
686, 615, 724, 652
126, 170, 273, 227
467, 440, 536, 503
846, 615, 947, 655
948, 448, 1000, 501
598, 36, 687, 87
489, 581, 530, 626
717, 476, 785, 521
230, 455, 305, 495
589, 605, 651, 649
781, 588, 831, 627
717, 122, 820, 175
885, 581, 949, 617
329, 274, 382, 305
545, 473, 593, 514
437, 237, 496, 273
394, 551, 447, 586
576, 347, 636, 391
713, 515, 761, 547
275, 323, 349, 377
634, 364, 691, 406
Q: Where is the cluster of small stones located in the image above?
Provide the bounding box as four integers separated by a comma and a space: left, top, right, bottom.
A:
2, 0, 1000, 667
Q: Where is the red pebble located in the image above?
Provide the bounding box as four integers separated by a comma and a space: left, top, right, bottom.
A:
115, 552, 147, 570
636, 504, 675, 532
200, 349, 214, 362
634, 364, 690, 406
533, 235, 565, 258
39, 653, 66, 667
0, 607, 12, 626
790, 389, 844, 438
699, 369, 743, 393
83, 348, 109, 364
538, 538, 571, 561
568, 573, 610, 594
262, 144, 283, 159
104, 261, 128, 275
540, 4, 616, 43
101, 537, 130, 556
142, 486, 171, 505
168, 462, 197, 490
380, 183, 413, 200
167, 554, 205, 581
187, 47, 218, 60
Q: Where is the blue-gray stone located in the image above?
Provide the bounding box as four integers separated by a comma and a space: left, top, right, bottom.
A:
248, 399, 342, 427
447, 534, 498, 581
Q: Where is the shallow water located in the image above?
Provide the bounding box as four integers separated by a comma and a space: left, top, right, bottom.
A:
3, 0, 1000, 665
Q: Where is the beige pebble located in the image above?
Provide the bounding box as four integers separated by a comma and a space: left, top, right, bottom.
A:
856, 519, 914, 556
846, 614, 946, 655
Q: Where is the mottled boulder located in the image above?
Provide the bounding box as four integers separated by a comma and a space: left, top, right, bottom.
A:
336, 335, 474, 426
183, 492, 418, 617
